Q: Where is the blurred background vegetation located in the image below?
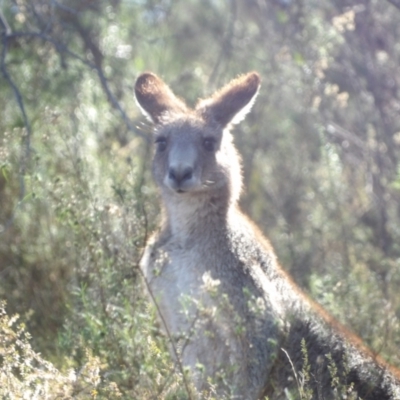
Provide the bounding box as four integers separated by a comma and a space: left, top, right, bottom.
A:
1, 0, 400, 398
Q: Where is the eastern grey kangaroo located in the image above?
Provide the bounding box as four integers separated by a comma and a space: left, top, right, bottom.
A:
135, 72, 400, 399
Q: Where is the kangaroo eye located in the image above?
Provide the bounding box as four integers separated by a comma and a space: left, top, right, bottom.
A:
155, 137, 167, 152
203, 137, 216, 152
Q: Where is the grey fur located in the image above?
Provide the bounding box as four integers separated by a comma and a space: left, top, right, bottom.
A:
136, 72, 400, 399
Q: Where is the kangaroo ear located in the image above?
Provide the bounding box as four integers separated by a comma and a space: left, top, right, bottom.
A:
197, 72, 261, 127
135, 73, 187, 124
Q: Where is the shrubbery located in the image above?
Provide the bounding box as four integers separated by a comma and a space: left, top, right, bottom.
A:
1, 1, 400, 398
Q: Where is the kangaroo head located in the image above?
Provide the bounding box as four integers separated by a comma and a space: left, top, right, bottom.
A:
135, 72, 260, 204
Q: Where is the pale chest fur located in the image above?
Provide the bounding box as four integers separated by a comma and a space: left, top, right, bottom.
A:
141, 236, 215, 335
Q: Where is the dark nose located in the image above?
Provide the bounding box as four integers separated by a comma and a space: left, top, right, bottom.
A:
168, 167, 193, 185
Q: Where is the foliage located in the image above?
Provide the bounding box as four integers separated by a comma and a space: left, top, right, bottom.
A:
1, 0, 400, 398
0, 299, 122, 399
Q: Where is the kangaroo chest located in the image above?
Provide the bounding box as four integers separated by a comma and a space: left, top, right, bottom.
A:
141, 236, 217, 335
141, 225, 290, 399
141, 225, 286, 335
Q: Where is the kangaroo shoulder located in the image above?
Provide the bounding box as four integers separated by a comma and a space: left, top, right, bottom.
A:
227, 209, 278, 269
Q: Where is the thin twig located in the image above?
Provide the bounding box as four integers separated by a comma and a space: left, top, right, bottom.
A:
138, 268, 194, 400
52, 0, 79, 16
0, 9, 11, 35
281, 347, 301, 395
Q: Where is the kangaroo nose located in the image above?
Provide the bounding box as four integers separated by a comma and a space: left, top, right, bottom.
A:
168, 166, 193, 185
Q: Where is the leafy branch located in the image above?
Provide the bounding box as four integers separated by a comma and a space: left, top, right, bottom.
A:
0, 2, 148, 233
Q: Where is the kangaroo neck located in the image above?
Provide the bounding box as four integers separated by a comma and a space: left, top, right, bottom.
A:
162, 189, 232, 241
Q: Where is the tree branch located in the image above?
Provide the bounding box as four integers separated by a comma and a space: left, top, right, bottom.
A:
386, 0, 400, 10
1, 20, 32, 233
0, 4, 148, 233
0, 9, 11, 35
7, 30, 147, 141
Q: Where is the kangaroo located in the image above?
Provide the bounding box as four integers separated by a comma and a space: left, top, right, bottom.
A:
135, 71, 400, 399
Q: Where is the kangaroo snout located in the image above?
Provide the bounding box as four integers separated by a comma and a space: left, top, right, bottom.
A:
165, 161, 197, 192
164, 142, 198, 192
168, 165, 193, 189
